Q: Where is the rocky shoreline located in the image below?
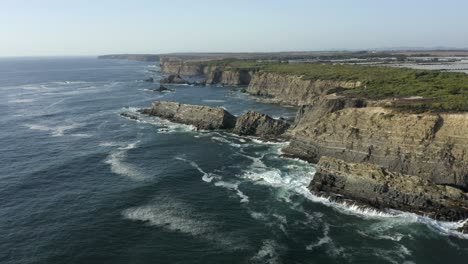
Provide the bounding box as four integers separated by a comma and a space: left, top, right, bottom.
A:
133, 57, 468, 233
139, 101, 291, 138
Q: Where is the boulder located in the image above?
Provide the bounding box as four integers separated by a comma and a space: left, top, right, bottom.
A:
140, 101, 236, 130
153, 85, 170, 92
120, 112, 139, 121
311, 156, 468, 222
233, 111, 290, 139
143, 77, 154, 82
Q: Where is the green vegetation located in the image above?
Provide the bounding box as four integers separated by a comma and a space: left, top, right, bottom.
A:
211, 59, 468, 112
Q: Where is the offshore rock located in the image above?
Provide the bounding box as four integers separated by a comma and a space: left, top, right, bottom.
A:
311, 156, 468, 222
233, 111, 290, 139
140, 101, 236, 130
120, 113, 140, 121
153, 85, 170, 92
143, 77, 154, 82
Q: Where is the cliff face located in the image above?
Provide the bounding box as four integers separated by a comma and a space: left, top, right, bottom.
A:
312, 156, 468, 221
284, 105, 468, 190
247, 72, 361, 105
233, 111, 290, 139
160, 58, 206, 76
205, 69, 252, 86
141, 101, 236, 130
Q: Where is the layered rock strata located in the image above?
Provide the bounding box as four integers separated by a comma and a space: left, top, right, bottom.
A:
233, 111, 290, 139
140, 101, 236, 130
284, 105, 468, 191
140, 101, 290, 139
311, 156, 468, 221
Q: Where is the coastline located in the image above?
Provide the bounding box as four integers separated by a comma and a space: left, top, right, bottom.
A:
140, 55, 468, 234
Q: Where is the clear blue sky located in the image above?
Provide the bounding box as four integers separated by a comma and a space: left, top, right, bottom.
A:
1, 0, 467, 56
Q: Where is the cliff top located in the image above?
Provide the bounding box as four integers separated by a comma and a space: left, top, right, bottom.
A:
206, 59, 468, 112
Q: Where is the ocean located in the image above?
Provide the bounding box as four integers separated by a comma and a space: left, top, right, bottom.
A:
1, 57, 467, 264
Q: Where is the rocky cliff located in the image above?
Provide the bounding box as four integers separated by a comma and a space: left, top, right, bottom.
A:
312, 156, 468, 221
160, 58, 206, 76
205, 68, 253, 86
247, 72, 361, 105
284, 104, 468, 191
233, 111, 290, 139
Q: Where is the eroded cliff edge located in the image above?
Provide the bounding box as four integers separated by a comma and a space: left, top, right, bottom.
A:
158, 58, 468, 229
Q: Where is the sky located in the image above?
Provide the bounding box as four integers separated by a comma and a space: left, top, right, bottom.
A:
1, 0, 467, 56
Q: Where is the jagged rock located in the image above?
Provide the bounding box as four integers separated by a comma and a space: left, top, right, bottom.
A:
140, 101, 236, 130
160, 74, 190, 85
153, 85, 170, 92
311, 156, 468, 222
120, 113, 139, 121
193, 80, 206, 86
233, 111, 290, 139
458, 222, 468, 233
143, 77, 154, 82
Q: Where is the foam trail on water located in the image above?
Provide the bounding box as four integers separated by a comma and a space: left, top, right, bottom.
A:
251, 239, 283, 264
24, 123, 80, 137
214, 181, 249, 203
105, 141, 144, 180
122, 196, 248, 250
175, 156, 249, 203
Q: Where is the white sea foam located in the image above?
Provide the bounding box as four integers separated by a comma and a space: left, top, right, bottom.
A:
137, 115, 196, 134
175, 157, 216, 182
99, 141, 124, 147
214, 181, 249, 203
251, 239, 283, 264
202, 99, 226, 103
70, 133, 93, 138
175, 156, 249, 203
212, 136, 242, 148
24, 123, 80, 137
105, 141, 144, 180
8, 98, 35, 103
306, 223, 347, 257
122, 197, 248, 250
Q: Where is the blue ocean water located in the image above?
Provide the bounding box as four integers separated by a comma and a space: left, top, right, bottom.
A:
0, 57, 467, 264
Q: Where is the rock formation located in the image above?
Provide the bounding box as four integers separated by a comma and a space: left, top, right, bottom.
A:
156, 58, 468, 231
120, 113, 140, 121
311, 156, 468, 221
140, 101, 236, 130
205, 68, 253, 86
153, 85, 170, 92
284, 105, 468, 190
144, 77, 154, 82
233, 111, 290, 139
160, 74, 190, 85
159, 58, 206, 76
